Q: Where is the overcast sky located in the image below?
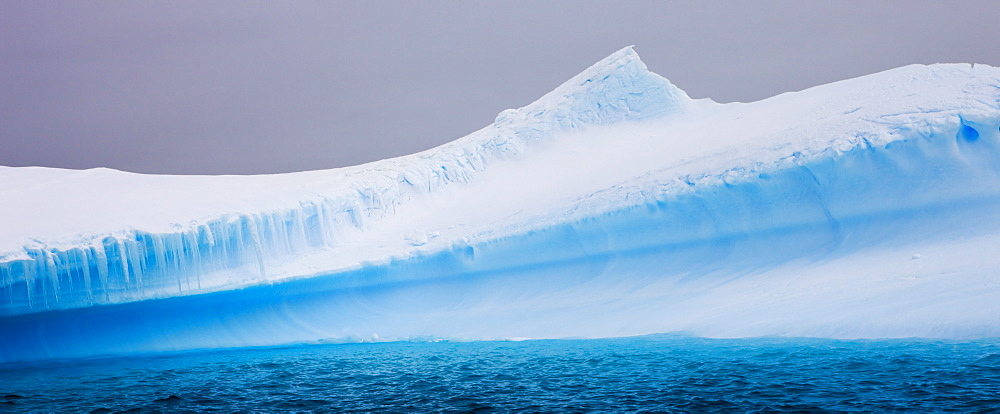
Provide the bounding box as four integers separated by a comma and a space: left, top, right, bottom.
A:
3, 1, 999, 175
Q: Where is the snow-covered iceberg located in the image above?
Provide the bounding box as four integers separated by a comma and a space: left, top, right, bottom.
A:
2, 47, 1000, 362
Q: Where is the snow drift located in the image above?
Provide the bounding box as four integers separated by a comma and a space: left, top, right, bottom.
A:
2, 47, 1000, 362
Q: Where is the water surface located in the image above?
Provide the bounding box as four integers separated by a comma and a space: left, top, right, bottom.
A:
3, 336, 999, 412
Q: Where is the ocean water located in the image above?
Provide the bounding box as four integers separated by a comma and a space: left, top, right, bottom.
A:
2, 335, 999, 413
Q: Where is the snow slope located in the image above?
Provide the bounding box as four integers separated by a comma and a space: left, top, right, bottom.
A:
2, 47, 1000, 362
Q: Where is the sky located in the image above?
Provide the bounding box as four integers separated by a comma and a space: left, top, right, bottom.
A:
3, 1, 999, 175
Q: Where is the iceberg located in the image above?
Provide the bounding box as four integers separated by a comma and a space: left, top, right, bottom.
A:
2, 47, 999, 362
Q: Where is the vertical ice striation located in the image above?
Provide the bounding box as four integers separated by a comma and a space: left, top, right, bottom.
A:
1, 205, 361, 314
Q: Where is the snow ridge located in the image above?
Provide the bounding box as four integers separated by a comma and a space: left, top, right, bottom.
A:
492, 46, 690, 141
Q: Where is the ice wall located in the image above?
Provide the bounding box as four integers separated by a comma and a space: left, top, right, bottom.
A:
1, 49, 1000, 362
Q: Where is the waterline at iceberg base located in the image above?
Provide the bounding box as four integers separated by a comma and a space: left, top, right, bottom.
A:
2, 47, 1000, 363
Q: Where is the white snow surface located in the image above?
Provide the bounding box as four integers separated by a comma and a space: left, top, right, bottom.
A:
2, 47, 1000, 361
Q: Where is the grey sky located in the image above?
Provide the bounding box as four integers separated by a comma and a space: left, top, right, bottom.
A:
3, 1, 999, 175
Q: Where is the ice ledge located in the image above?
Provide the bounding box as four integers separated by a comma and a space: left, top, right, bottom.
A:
492, 46, 691, 141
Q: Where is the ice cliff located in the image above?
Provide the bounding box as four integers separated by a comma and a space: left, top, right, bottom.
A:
1, 47, 1000, 362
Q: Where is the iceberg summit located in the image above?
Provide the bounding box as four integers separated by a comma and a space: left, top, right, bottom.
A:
2, 47, 1000, 362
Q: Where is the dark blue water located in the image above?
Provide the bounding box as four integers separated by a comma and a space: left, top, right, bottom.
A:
2, 336, 999, 413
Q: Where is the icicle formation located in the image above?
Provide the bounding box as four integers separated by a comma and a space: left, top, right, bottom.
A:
0, 200, 343, 315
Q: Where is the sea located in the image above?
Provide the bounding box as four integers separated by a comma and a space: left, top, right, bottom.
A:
2, 335, 999, 413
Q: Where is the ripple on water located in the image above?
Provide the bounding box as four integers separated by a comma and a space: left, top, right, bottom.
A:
2, 336, 1000, 412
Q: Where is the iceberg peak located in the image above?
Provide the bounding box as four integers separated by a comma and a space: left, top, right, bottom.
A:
492, 46, 690, 137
